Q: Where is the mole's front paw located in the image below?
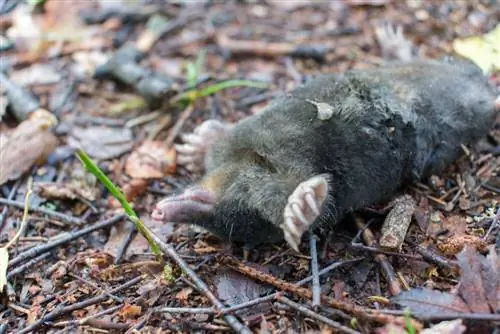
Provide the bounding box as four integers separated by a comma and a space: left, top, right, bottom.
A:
175, 120, 231, 173
375, 22, 414, 62
281, 174, 330, 252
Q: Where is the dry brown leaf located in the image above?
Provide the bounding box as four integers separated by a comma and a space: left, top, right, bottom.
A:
375, 323, 407, 334
457, 246, 497, 313
119, 303, 142, 320
0, 109, 59, 185
125, 140, 176, 179
437, 234, 487, 255
175, 287, 193, 304
391, 288, 470, 314
103, 221, 135, 259
36, 181, 97, 202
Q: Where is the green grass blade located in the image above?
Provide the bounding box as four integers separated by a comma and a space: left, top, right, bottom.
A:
75, 149, 162, 255
198, 80, 268, 97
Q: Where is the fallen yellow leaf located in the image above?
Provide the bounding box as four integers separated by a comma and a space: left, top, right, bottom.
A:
453, 24, 500, 73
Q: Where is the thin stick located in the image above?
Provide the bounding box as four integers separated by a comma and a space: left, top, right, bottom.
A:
0, 198, 85, 225
379, 309, 500, 321
150, 233, 252, 334
8, 214, 125, 268
5, 177, 33, 248
0, 179, 21, 229
222, 256, 422, 330
7, 252, 50, 279
17, 275, 143, 334
277, 296, 361, 334
309, 233, 321, 307
164, 105, 195, 148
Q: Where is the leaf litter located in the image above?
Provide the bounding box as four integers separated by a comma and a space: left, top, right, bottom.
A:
0, 0, 499, 333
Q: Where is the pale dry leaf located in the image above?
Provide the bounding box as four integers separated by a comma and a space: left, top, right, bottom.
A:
68, 126, 133, 160
306, 99, 335, 120
36, 182, 97, 201
9, 63, 62, 86
420, 319, 466, 334
0, 109, 59, 185
453, 23, 500, 73
0, 248, 9, 293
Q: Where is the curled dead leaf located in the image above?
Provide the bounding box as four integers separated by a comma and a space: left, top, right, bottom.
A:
0, 109, 59, 185
119, 303, 142, 320
175, 287, 193, 304
125, 140, 176, 179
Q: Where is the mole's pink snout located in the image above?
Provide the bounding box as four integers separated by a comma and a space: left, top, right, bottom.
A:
151, 187, 216, 224
495, 96, 500, 111
151, 206, 166, 221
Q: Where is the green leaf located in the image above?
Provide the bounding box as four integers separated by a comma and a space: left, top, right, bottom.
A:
173, 79, 268, 105
75, 149, 162, 256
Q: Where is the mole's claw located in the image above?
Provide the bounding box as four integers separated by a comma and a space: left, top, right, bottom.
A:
280, 174, 330, 251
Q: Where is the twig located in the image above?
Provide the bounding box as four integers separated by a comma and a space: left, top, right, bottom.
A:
5, 177, 33, 249
69, 273, 123, 303
354, 216, 402, 296
17, 275, 143, 334
149, 233, 252, 334
9, 214, 125, 268
0, 179, 21, 231
0, 198, 85, 225
277, 296, 361, 334
7, 252, 50, 279
309, 233, 321, 308
221, 256, 422, 330
380, 309, 500, 321
379, 195, 415, 249
156, 293, 279, 316
164, 105, 195, 148
484, 207, 500, 239
414, 244, 458, 270
349, 243, 422, 260
148, 114, 173, 140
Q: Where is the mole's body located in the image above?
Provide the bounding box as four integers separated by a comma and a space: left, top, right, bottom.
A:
152, 26, 499, 251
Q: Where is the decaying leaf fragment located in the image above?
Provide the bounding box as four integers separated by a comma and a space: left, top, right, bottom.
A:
125, 140, 176, 179
391, 246, 499, 316
0, 109, 59, 185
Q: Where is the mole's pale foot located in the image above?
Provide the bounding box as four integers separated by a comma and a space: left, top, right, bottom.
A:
175, 120, 231, 173
375, 22, 414, 62
281, 174, 330, 252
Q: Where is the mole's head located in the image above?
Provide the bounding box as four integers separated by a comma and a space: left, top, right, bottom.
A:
151, 160, 332, 250
151, 162, 289, 246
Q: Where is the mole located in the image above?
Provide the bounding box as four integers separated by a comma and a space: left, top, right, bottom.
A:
152, 23, 499, 251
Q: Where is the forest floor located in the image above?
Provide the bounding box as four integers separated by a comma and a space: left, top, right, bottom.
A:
0, 0, 499, 333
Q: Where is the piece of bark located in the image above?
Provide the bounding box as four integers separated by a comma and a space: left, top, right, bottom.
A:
380, 195, 416, 250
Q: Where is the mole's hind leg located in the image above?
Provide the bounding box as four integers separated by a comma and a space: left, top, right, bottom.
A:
281, 174, 330, 252
176, 120, 232, 173
375, 22, 416, 62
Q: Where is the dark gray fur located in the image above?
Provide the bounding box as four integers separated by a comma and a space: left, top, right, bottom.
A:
188, 59, 497, 247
